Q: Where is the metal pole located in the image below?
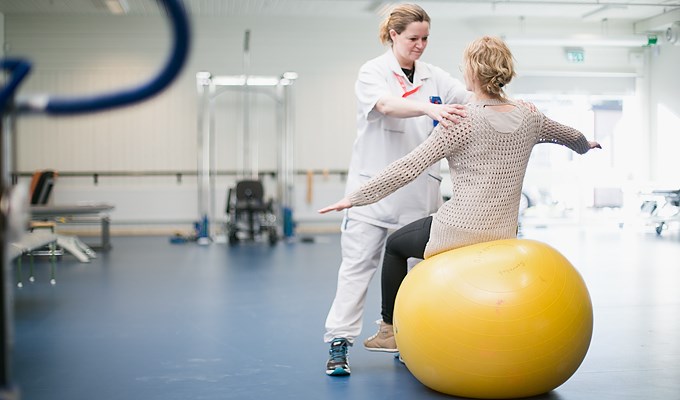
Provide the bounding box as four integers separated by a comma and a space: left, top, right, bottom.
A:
195, 73, 211, 243
283, 83, 296, 238
275, 85, 285, 228
242, 29, 252, 180
196, 76, 206, 223
0, 111, 19, 399
208, 83, 217, 230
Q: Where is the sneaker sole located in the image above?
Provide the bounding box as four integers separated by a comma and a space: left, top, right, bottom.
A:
363, 346, 399, 353
326, 367, 350, 376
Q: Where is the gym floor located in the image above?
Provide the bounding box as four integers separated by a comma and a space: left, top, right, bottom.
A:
11, 225, 680, 400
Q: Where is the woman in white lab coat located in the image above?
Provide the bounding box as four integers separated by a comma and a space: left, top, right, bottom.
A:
324, 3, 470, 376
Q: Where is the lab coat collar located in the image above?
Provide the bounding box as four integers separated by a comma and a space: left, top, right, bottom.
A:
383, 49, 433, 84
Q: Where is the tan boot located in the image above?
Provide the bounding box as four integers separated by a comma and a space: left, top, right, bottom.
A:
363, 320, 398, 353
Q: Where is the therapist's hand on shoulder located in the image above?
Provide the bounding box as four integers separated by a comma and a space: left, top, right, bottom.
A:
318, 197, 352, 214
428, 103, 467, 128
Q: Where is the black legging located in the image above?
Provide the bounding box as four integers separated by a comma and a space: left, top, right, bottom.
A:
381, 216, 432, 324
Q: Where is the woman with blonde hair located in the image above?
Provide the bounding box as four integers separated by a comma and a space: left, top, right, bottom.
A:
323, 3, 470, 376
320, 35, 601, 354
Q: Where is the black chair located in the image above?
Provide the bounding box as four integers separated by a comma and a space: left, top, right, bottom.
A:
225, 180, 278, 245
30, 170, 56, 205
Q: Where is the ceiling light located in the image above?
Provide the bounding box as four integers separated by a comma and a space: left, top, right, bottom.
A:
282, 72, 298, 80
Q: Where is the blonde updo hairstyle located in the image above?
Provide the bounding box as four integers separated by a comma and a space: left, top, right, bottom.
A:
378, 4, 431, 45
463, 36, 516, 99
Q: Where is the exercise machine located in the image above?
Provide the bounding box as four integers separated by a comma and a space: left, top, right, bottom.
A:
195, 29, 297, 245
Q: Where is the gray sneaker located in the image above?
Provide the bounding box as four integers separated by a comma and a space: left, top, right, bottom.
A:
326, 338, 351, 376
363, 320, 398, 353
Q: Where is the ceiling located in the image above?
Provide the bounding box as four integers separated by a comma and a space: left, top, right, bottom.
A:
0, 0, 679, 22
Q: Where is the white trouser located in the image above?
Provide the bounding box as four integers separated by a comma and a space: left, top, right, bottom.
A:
324, 217, 388, 344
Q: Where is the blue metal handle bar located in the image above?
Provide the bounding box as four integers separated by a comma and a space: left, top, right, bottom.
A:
0, 59, 31, 112
14, 0, 190, 115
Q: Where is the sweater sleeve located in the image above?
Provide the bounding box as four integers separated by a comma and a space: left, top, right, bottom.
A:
347, 122, 460, 207
537, 114, 591, 154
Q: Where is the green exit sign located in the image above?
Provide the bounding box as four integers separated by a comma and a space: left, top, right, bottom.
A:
565, 47, 585, 63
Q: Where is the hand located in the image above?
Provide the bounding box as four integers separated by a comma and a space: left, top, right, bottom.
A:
516, 99, 537, 112
429, 104, 466, 128
318, 197, 352, 214
588, 141, 602, 150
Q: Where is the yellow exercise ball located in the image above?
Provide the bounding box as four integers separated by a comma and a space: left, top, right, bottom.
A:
393, 239, 593, 399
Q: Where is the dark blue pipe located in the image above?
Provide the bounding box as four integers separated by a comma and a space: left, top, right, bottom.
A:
14, 0, 190, 115
0, 60, 32, 113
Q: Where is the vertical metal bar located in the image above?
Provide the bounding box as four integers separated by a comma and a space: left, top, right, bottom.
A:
285, 84, 295, 211
208, 84, 216, 227
241, 30, 251, 180
236, 88, 245, 180
275, 85, 285, 226
101, 216, 111, 251
0, 114, 10, 393
196, 77, 207, 225
251, 94, 259, 180
196, 73, 211, 241
282, 83, 296, 238
0, 112, 19, 398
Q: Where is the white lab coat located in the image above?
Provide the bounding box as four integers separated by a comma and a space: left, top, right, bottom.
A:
324, 50, 469, 344
345, 49, 470, 229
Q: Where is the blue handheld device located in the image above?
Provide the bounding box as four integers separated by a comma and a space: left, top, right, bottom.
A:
430, 96, 442, 127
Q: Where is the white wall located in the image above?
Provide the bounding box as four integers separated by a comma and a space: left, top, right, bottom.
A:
4, 12, 660, 231
646, 42, 680, 186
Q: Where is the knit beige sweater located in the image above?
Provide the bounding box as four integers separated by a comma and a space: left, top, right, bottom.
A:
348, 100, 591, 258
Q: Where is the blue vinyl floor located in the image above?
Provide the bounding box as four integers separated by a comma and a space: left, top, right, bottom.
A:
10, 226, 680, 400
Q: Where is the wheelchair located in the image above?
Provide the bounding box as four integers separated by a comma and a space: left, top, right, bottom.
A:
225, 180, 279, 245
640, 188, 680, 236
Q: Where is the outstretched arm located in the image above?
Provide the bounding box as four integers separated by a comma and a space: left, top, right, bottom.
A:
539, 115, 602, 154
318, 122, 461, 214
